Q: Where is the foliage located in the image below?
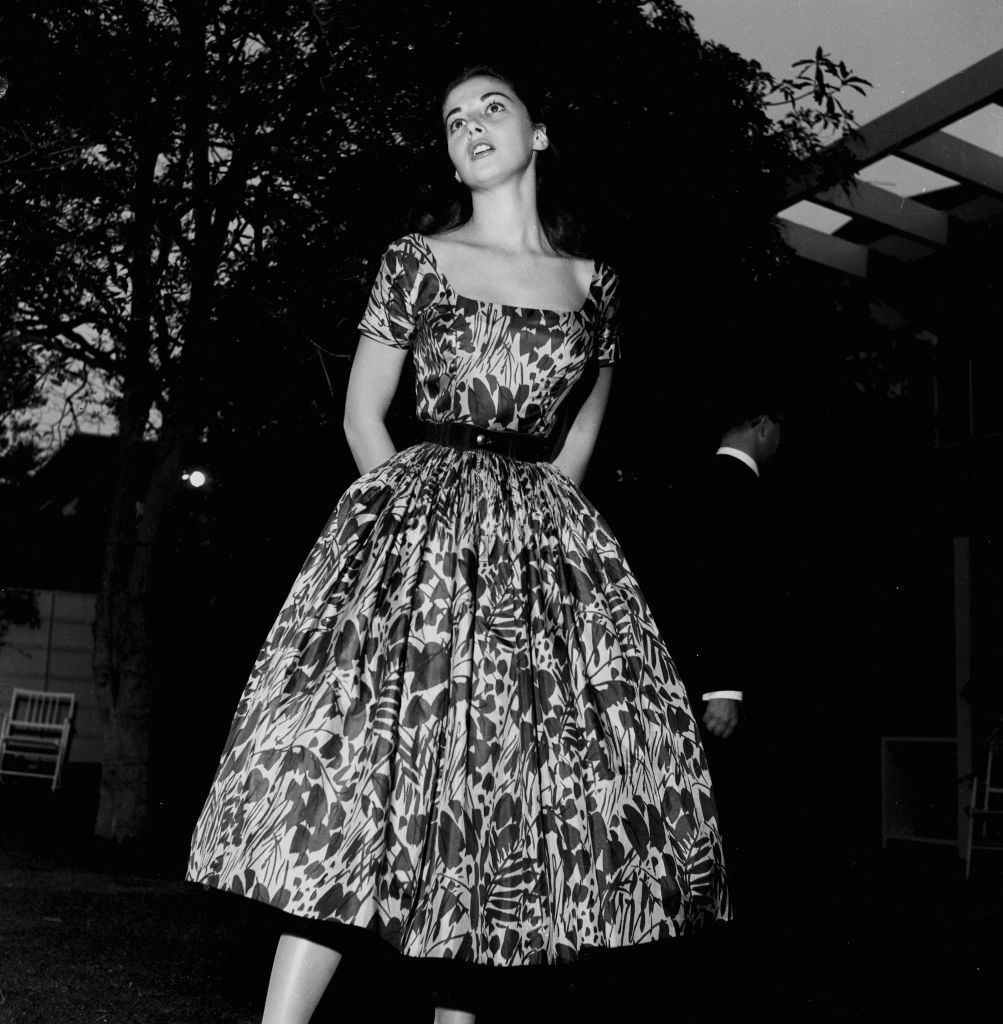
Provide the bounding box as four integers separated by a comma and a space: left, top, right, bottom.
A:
0, 327, 43, 648
0, 328, 42, 483
0, 587, 40, 650
765, 45, 873, 153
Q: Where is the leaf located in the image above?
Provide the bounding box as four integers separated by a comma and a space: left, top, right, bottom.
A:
492, 793, 516, 828
501, 928, 521, 960
566, 564, 595, 602
437, 811, 463, 868
618, 802, 651, 860
495, 385, 515, 425
403, 694, 431, 726
592, 680, 624, 711
290, 825, 311, 854
304, 784, 328, 822
315, 883, 361, 919
406, 640, 450, 691
333, 619, 360, 669
647, 802, 666, 851
468, 377, 496, 421
343, 704, 367, 740
603, 556, 628, 584
246, 769, 268, 802
429, 687, 448, 720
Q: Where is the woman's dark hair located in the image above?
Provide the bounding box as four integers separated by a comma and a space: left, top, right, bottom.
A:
411, 63, 591, 258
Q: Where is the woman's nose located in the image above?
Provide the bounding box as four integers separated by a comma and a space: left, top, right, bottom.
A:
466, 120, 484, 135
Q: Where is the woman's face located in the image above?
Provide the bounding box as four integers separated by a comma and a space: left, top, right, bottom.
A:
441, 75, 547, 187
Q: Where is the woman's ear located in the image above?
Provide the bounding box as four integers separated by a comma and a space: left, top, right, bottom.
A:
532, 124, 549, 152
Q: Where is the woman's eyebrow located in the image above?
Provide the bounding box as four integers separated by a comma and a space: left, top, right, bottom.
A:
443, 91, 515, 123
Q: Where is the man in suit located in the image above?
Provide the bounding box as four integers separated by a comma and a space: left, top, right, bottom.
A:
691, 402, 782, 738
667, 385, 784, 905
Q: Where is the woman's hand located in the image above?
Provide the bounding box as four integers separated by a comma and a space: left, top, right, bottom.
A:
343, 335, 410, 475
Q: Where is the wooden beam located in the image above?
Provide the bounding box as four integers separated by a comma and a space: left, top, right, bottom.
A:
814, 179, 950, 245
901, 131, 1003, 197
869, 234, 938, 263
775, 218, 869, 277
780, 47, 1003, 209
955, 537, 973, 859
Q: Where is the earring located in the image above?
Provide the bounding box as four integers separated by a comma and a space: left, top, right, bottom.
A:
454, 170, 461, 183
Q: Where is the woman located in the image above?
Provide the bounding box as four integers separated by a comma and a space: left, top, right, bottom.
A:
188, 65, 729, 1024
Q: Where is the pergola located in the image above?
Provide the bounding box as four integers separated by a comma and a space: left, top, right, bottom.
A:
773, 48, 1003, 861
775, 47, 1003, 281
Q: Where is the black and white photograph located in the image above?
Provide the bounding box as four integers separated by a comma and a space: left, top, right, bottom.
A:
1, 1, 1001, 1021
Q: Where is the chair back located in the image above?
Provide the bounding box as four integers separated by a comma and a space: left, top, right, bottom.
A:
5, 688, 76, 733
0, 688, 78, 790
982, 739, 1003, 811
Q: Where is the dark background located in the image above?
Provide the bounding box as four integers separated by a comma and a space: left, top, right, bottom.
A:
1, 1, 1001, 1019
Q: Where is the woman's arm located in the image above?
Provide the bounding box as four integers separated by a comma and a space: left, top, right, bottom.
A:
550, 366, 613, 487
343, 335, 410, 475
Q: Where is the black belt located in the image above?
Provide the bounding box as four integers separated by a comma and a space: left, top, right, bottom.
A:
419, 420, 551, 462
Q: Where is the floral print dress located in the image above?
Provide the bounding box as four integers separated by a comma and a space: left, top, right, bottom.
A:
187, 233, 730, 965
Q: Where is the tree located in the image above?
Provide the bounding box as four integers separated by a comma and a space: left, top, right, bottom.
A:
0, 0, 867, 840
0, 324, 43, 647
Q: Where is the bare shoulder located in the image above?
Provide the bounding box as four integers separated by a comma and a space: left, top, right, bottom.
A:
563, 252, 598, 292
424, 223, 475, 246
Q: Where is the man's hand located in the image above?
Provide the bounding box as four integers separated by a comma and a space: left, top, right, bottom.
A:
703, 698, 739, 739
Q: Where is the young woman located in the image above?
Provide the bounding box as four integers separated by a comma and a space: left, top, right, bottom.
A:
188, 64, 729, 1024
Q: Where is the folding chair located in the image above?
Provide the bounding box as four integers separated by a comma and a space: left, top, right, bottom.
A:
0, 688, 77, 792
964, 724, 1003, 880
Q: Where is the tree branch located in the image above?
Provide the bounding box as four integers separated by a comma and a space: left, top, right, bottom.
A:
23, 322, 120, 376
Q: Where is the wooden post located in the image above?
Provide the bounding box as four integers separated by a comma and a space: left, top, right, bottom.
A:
42, 590, 57, 693
954, 536, 973, 856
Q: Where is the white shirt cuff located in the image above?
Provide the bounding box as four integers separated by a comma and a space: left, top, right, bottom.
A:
702, 690, 743, 701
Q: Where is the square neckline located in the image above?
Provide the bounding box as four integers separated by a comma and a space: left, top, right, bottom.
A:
413, 233, 600, 317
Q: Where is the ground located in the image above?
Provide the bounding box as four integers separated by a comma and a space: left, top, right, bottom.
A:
0, 784, 1000, 1023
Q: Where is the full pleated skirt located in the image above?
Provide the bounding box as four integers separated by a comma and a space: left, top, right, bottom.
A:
187, 442, 730, 965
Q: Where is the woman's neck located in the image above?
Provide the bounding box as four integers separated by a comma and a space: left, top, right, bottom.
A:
466, 176, 549, 254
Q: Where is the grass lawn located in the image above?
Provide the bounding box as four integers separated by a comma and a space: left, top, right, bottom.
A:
0, 780, 429, 1024
2, 787, 1000, 1023
0, 850, 265, 1024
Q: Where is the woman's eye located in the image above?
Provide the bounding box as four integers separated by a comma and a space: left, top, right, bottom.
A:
448, 118, 464, 133
486, 101, 504, 114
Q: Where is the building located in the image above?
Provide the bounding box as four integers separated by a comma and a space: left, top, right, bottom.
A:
775, 47, 1003, 858
1, 434, 121, 808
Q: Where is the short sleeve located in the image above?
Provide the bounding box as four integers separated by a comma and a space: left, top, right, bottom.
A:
595, 264, 623, 367
357, 235, 438, 349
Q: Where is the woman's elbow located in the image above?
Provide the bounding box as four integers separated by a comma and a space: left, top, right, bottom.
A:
343, 411, 368, 448
343, 404, 385, 446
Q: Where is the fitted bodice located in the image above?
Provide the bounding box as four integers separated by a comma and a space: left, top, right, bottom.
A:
358, 234, 622, 436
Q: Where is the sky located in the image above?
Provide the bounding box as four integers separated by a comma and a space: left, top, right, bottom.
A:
679, 0, 1003, 229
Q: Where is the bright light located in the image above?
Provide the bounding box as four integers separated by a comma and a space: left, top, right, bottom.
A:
182, 469, 209, 489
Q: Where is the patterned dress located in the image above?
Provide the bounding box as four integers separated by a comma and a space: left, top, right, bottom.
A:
188, 233, 730, 965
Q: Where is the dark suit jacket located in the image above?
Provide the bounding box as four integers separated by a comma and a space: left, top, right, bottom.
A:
663, 452, 773, 711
